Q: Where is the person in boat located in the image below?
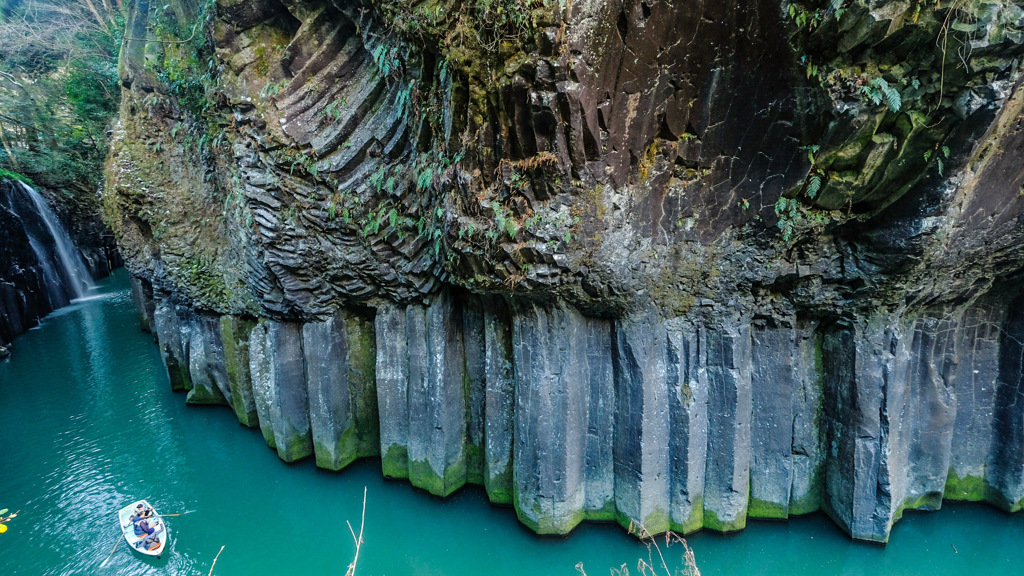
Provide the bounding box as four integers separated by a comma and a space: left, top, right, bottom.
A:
136, 523, 164, 551
129, 504, 144, 522
132, 507, 156, 537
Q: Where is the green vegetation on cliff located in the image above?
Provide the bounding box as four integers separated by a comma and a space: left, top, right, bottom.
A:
0, 0, 121, 194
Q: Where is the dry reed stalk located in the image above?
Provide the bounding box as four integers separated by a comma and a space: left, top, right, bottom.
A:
578, 520, 700, 576
344, 486, 368, 576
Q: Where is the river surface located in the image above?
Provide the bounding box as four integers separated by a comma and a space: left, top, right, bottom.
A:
1, 271, 1022, 575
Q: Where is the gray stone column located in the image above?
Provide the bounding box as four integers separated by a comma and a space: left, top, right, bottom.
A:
220, 315, 259, 427
303, 309, 380, 471
702, 319, 752, 532
249, 320, 313, 462
483, 301, 515, 504
152, 295, 190, 391
613, 308, 671, 534
665, 317, 707, 534
512, 303, 589, 534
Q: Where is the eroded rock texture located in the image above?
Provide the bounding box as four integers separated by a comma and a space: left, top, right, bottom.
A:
108, 0, 1024, 542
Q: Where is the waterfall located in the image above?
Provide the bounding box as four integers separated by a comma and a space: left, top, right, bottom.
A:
15, 181, 94, 300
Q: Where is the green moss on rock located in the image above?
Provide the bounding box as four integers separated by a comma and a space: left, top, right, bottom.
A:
382, 443, 409, 479
747, 497, 789, 520
944, 470, 989, 501
408, 456, 467, 497
165, 355, 192, 392
465, 443, 484, 485
702, 505, 747, 533
670, 495, 704, 535
219, 315, 258, 427
515, 501, 586, 535
484, 461, 514, 505
893, 491, 943, 523
185, 383, 227, 405
583, 498, 617, 523
789, 461, 825, 516
276, 430, 313, 463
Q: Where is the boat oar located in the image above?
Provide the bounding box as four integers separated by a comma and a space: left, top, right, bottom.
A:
99, 530, 122, 568
130, 511, 193, 522
208, 545, 225, 576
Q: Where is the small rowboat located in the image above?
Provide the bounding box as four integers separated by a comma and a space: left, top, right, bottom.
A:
117, 500, 169, 557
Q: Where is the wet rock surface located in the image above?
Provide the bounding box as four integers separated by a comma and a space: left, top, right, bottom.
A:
108, 0, 1024, 542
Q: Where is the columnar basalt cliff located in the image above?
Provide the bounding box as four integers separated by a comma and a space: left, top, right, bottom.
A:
108, 0, 1024, 542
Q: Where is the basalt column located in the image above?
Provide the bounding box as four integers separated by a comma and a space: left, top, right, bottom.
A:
303, 309, 380, 470
374, 292, 469, 496
220, 315, 259, 427
945, 298, 1004, 501
612, 309, 673, 534
184, 313, 231, 406
249, 321, 313, 462
745, 318, 826, 520
891, 313, 958, 516
821, 316, 904, 542
702, 318, 753, 532
511, 304, 585, 533
152, 295, 191, 392
482, 300, 516, 504
664, 317, 709, 534
989, 293, 1024, 511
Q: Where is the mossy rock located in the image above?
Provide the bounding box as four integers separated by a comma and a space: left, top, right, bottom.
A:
944, 470, 989, 502
313, 425, 359, 471
702, 505, 747, 533
893, 491, 943, 522
484, 456, 514, 504
381, 443, 410, 479
165, 355, 192, 392
408, 456, 467, 497
612, 506, 671, 536
583, 499, 617, 523
219, 315, 258, 427
514, 501, 586, 536
185, 383, 227, 405
671, 495, 704, 535
747, 497, 789, 520
789, 461, 825, 516
276, 431, 313, 463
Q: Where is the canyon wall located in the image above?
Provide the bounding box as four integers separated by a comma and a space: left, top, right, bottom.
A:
108, 0, 1024, 542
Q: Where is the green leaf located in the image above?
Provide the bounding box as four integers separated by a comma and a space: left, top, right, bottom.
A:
884, 86, 902, 113
806, 175, 822, 199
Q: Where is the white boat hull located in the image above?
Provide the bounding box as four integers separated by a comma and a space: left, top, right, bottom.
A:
117, 499, 169, 557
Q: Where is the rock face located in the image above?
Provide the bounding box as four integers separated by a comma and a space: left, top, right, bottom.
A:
107, 0, 1024, 542
0, 179, 120, 345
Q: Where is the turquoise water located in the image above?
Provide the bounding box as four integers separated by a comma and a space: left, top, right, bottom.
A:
1, 270, 1022, 575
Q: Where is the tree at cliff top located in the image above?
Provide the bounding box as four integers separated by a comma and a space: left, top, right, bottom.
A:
0, 0, 121, 195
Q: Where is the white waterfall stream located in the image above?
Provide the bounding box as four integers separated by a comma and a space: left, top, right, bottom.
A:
15, 181, 94, 300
